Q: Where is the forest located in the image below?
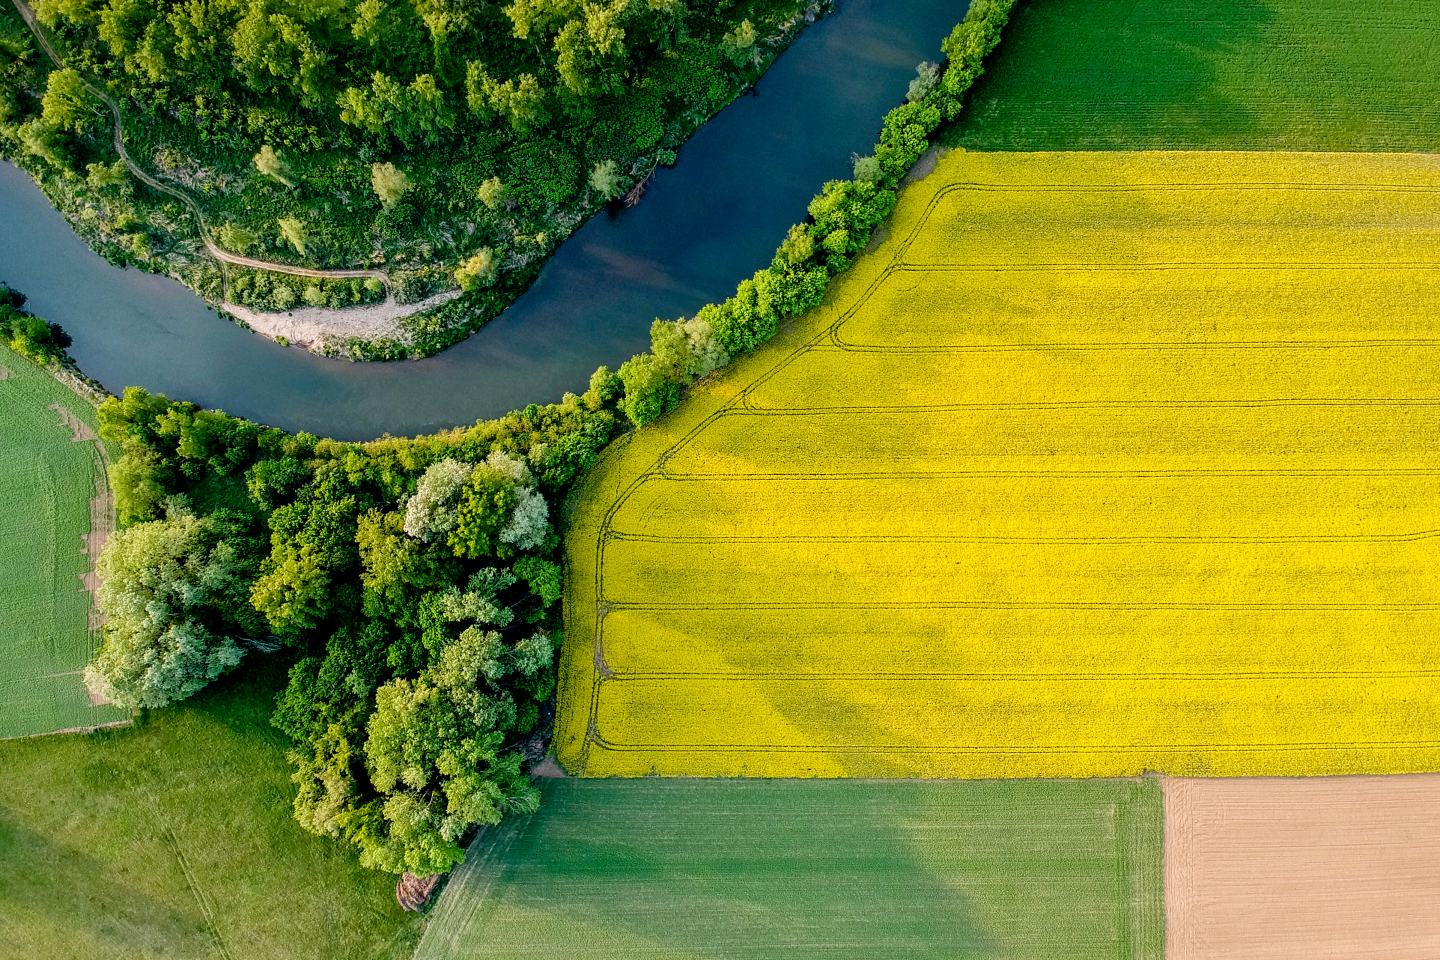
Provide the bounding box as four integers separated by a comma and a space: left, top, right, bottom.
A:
0, 0, 823, 356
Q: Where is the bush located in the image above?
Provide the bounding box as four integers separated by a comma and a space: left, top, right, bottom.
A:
0, 285, 71, 364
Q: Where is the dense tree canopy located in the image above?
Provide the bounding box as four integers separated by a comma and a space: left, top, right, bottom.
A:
93, 373, 619, 874
3, 0, 820, 350
52, 0, 1017, 881
86, 506, 264, 709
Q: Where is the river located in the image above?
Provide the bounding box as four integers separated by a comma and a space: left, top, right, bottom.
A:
0, 0, 966, 440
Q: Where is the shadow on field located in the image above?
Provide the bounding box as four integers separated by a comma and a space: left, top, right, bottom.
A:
947, 0, 1274, 149
419, 779, 997, 959
0, 809, 207, 955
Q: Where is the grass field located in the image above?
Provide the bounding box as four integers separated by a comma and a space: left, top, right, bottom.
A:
948, 0, 1440, 151
1165, 776, 1440, 959
416, 778, 1163, 960
0, 347, 126, 738
557, 149, 1440, 779
0, 665, 419, 960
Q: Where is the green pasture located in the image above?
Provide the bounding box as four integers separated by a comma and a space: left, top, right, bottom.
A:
0, 666, 419, 960
950, 0, 1440, 150
416, 778, 1163, 960
0, 347, 123, 738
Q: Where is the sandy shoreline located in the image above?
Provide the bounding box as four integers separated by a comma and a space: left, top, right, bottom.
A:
222, 289, 462, 351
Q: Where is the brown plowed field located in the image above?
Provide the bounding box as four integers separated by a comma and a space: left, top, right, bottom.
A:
1165, 776, 1440, 959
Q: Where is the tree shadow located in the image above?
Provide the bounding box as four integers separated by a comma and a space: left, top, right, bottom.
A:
947, 0, 1278, 150
0, 808, 213, 958
421, 778, 1162, 960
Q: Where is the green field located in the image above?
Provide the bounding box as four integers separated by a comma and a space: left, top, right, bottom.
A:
0, 347, 125, 738
950, 0, 1440, 150
416, 779, 1163, 960
0, 666, 419, 960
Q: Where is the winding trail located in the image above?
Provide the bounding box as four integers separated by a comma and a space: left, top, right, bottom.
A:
9, 0, 392, 301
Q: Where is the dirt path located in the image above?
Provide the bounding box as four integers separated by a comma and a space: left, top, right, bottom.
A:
10, 0, 391, 302
1165, 776, 1440, 960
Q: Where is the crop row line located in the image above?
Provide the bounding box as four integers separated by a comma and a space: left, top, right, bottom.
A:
734, 397, 1440, 415
605, 530, 1440, 545
598, 600, 1440, 611
646, 467, 1440, 480
591, 669, 1440, 681
585, 736, 1440, 755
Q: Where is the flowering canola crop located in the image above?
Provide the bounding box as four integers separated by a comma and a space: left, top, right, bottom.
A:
557, 150, 1440, 778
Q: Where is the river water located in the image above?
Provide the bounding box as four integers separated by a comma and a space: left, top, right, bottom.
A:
0, 0, 965, 440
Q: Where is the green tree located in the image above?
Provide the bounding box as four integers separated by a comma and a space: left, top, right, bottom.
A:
107, 445, 169, 523
617, 351, 679, 426
360, 623, 546, 875
277, 216, 308, 256
370, 161, 412, 208
588, 158, 623, 201
852, 155, 882, 182
85, 508, 260, 709
447, 463, 518, 559
907, 61, 941, 103
39, 68, 94, 134
251, 540, 328, 635
476, 175, 506, 210
216, 221, 258, 252
253, 144, 295, 186
721, 19, 758, 68
402, 458, 470, 541
85, 159, 129, 191
454, 248, 497, 291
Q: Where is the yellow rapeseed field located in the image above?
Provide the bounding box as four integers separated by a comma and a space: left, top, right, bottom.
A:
557, 150, 1440, 778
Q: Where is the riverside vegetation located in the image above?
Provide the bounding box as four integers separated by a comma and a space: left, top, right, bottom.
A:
0, 0, 830, 357
54, 0, 1023, 886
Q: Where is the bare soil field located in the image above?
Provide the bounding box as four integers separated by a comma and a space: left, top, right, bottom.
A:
1165, 776, 1440, 959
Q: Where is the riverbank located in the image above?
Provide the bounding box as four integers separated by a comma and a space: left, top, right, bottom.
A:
4, 0, 828, 361
222, 290, 463, 353
1, 0, 967, 438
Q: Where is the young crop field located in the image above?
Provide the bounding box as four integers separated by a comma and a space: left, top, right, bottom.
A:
416, 778, 1162, 960
0, 666, 419, 960
0, 347, 125, 738
558, 149, 1440, 779
949, 0, 1440, 151
1165, 776, 1440, 959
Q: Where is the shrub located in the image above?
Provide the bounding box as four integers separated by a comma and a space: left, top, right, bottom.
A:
454, 248, 497, 291
617, 352, 680, 426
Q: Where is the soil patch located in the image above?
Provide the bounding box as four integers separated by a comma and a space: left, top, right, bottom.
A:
529, 757, 567, 779
1165, 776, 1440, 959
47, 402, 98, 442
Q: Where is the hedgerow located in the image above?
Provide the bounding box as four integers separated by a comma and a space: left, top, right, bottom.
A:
618, 0, 1018, 423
